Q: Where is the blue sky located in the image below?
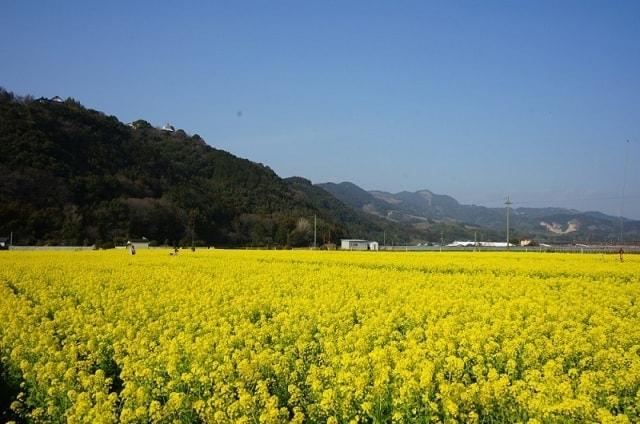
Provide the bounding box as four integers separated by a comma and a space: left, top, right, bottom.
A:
2, 1, 639, 218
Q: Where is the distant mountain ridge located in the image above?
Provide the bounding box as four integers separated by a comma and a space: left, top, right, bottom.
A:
319, 182, 640, 242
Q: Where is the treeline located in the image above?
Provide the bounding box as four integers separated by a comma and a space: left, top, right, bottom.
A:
0, 90, 332, 246
1, 88, 438, 247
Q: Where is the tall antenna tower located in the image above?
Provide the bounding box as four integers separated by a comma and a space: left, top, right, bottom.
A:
505, 196, 512, 250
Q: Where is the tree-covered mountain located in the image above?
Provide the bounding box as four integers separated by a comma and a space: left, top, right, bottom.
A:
1, 89, 435, 247
319, 182, 640, 243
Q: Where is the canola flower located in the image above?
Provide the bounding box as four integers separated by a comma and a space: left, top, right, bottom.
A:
0, 250, 639, 423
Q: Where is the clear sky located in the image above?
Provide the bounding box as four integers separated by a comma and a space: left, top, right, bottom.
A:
2, 1, 639, 218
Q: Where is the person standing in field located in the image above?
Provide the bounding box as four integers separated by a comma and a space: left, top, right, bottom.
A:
619, 248, 624, 262
130, 244, 136, 256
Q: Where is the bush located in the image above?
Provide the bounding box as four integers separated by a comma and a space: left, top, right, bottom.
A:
99, 241, 115, 249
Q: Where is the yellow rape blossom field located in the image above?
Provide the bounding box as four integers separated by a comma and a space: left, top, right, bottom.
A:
1, 250, 639, 423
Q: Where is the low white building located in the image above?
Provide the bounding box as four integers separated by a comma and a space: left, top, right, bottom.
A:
480, 242, 515, 248
341, 239, 378, 251
447, 241, 476, 247
447, 241, 516, 248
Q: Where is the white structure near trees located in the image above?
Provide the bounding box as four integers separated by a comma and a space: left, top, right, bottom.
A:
341, 239, 379, 251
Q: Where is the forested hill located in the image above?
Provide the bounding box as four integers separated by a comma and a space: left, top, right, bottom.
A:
0, 88, 418, 247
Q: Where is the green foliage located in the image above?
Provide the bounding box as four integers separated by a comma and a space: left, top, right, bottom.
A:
99, 241, 116, 250
130, 119, 152, 129
0, 88, 431, 246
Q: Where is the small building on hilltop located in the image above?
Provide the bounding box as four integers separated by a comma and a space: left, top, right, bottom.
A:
161, 123, 175, 132
341, 239, 379, 251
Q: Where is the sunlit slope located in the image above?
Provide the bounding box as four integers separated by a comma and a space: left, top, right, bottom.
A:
1, 250, 639, 423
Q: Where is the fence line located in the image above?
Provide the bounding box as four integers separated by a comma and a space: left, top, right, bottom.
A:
380, 246, 640, 254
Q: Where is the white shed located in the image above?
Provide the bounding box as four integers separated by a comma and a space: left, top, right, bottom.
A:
341, 239, 377, 251
479, 242, 515, 247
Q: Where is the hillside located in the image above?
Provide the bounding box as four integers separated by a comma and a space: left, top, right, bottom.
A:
318, 182, 393, 217
286, 178, 488, 244
0, 89, 424, 247
320, 182, 640, 243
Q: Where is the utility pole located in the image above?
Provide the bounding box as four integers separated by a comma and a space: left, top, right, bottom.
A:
620, 140, 630, 245
505, 196, 512, 250
10, 231, 13, 247
188, 209, 197, 250
313, 214, 317, 249
474, 231, 477, 252
383, 231, 386, 247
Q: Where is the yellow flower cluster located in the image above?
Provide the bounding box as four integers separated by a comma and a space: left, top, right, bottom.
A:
0, 250, 639, 423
